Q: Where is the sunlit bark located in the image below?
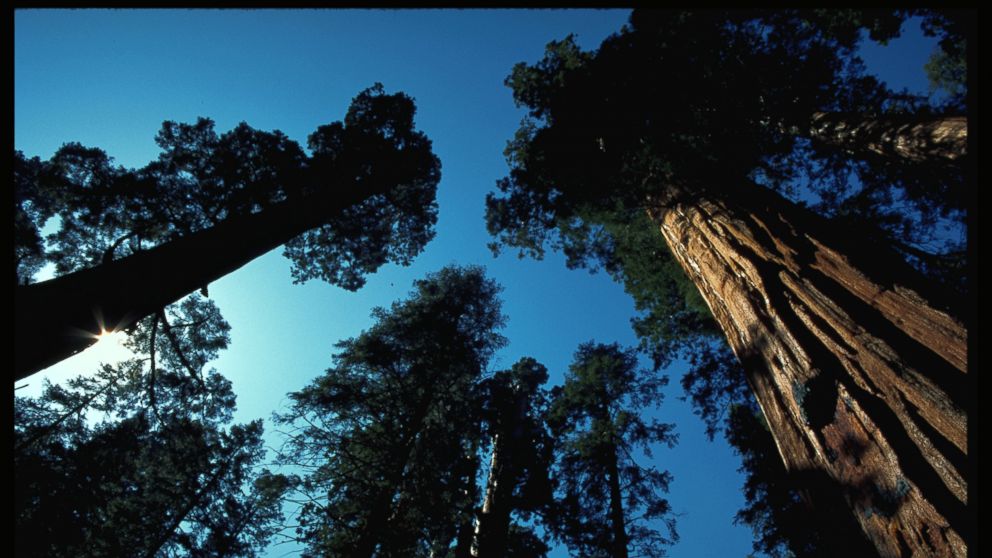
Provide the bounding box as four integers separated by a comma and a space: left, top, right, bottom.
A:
650, 182, 968, 557
806, 112, 967, 163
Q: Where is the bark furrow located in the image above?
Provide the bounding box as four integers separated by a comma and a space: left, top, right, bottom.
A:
652, 185, 967, 557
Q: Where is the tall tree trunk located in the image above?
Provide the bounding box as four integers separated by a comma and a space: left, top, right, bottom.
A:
805, 112, 967, 163
605, 442, 629, 558
447, 450, 481, 558
648, 181, 968, 557
474, 434, 509, 558
475, 388, 530, 558
14, 182, 384, 381
453, 518, 476, 558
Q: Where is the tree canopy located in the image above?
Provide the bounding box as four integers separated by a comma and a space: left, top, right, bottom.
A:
15, 294, 289, 558
486, 9, 966, 299
16, 84, 439, 290
15, 84, 442, 378
485, 8, 969, 555
546, 342, 677, 558
274, 265, 507, 558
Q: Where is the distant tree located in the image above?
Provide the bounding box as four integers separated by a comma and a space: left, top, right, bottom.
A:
918, 9, 968, 110
273, 266, 507, 558
14, 150, 55, 286
502, 524, 550, 558
473, 357, 554, 558
545, 342, 677, 558
486, 10, 968, 556
14, 83, 441, 380
14, 294, 289, 558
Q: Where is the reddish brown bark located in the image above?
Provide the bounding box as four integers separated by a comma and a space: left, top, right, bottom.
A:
806, 113, 967, 163
649, 182, 967, 557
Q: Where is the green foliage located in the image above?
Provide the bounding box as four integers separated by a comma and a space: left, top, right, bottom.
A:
485, 10, 968, 555
924, 46, 965, 105
486, 9, 965, 317
284, 84, 441, 290
917, 10, 967, 109
475, 358, 556, 556
505, 524, 551, 558
13, 150, 55, 285
14, 294, 288, 558
273, 265, 507, 557
15, 84, 440, 291
546, 342, 678, 558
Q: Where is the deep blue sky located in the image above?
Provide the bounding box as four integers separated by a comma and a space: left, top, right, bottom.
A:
15, 9, 939, 558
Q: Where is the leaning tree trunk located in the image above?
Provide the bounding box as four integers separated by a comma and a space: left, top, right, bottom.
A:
648, 181, 968, 557
14, 181, 386, 382
805, 112, 967, 163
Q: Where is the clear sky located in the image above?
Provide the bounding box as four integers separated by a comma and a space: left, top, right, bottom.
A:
15, 9, 939, 558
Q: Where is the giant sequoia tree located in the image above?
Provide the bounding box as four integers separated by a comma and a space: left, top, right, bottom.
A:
273, 266, 506, 558
14, 84, 440, 380
486, 10, 969, 557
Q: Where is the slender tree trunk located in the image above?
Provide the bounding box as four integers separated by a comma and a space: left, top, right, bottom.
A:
475, 388, 530, 558
474, 434, 507, 558
453, 518, 476, 558
805, 112, 967, 163
14, 182, 385, 381
605, 442, 629, 558
649, 181, 968, 557
446, 439, 481, 558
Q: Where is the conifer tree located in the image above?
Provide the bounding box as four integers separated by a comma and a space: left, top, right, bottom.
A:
546, 342, 677, 558
15, 84, 441, 379
274, 266, 506, 558
486, 10, 969, 555
15, 294, 289, 558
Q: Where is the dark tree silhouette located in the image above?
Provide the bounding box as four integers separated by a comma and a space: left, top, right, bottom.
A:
546, 342, 677, 558
486, 10, 969, 556
15, 295, 289, 558
14, 84, 441, 380
474, 357, 554, 558
273, 266, 506, 558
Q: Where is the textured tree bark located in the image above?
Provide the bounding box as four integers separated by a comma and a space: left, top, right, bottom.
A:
14, 182, 385, 381
806, 112, 967, 163
649, 182, 968, 557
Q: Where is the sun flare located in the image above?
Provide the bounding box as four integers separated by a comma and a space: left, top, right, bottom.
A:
94, 328, 126, 347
